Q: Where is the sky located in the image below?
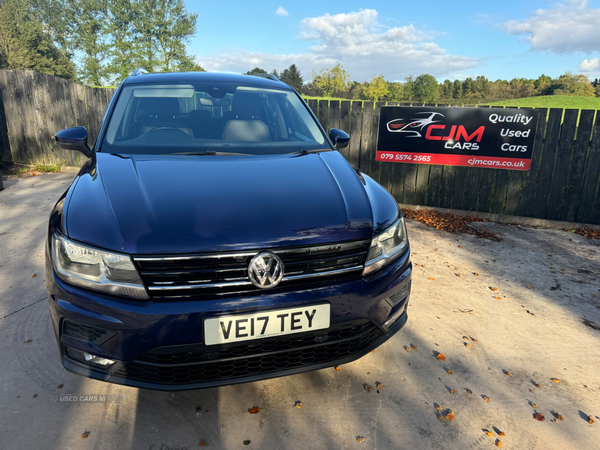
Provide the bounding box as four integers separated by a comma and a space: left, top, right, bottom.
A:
186, 0, 600, 83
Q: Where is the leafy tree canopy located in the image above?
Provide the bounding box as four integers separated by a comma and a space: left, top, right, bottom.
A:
243, 67, 267, 75
279, 63, 303, 92
0, 0, 75, 79
363, 74, 388, 102
311, 63, 350, 97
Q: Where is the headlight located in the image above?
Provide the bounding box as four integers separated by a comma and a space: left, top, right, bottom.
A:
52, 234, 149, 300
363, 217, 408, 276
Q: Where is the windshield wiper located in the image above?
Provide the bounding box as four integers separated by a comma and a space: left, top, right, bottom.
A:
295, 148, 331, 155
169, 151, 250, 156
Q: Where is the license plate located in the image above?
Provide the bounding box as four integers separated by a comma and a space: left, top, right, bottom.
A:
204, 304, 331, 346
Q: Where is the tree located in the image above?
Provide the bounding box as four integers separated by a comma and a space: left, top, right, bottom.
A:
0, 0, 75, 79
413, 74, 439, 103
363, 74, 388, 102
452, 79, 462, 99
551, 72, 595, 97
386, 82, 404, 102
311, 63, 350, 97
279, 64, 303, 92
31, 0, 202, 84
596, 84, 600, 98
535, 74, 552, 94
441, 79, 454, 99
243, 67, 267, 75
404, 75, 415, 101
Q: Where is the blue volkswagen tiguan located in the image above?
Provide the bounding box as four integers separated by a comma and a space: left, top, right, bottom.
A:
45, 70, 412, 390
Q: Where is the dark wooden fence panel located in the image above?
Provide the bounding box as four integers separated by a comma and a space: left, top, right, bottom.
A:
0, 70, 112, 166
1, 70, 599, 225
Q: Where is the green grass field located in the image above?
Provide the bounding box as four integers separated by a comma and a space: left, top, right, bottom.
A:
483, 95, 600, 110
301, 95, 600, 110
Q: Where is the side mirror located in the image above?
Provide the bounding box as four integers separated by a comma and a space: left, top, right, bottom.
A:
55, 127, 92, 158
329, 128, 350, 150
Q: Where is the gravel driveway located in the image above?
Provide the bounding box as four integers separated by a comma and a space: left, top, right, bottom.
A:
1, 173, 599, 449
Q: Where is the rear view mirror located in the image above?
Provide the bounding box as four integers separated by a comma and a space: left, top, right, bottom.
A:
329, 128, 350, 150
55, 127, 92, 158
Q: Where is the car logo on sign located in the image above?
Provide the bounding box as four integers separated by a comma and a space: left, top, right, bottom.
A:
248, 252, 284, 288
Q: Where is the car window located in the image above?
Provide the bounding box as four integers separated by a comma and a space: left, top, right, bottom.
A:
101, 82, 328, 155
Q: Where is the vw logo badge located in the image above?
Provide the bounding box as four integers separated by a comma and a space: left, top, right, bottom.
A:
248, 252, 284, 289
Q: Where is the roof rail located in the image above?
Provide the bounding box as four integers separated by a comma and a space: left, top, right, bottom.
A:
249, 73, 279, 81
131, 68, 149, 76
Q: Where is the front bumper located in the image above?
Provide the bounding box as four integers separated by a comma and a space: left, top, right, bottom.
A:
47, 249, 411, 391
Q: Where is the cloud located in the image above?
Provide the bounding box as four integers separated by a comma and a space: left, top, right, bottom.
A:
198, 9, 479, 81
502, 0, 600, 53
578, 57, 600, 74
275, 7, 288, 17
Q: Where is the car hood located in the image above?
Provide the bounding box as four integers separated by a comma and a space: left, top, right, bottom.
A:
64, 151, 396, 255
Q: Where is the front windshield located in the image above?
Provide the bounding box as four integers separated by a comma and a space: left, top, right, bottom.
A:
100, 82, 328, 155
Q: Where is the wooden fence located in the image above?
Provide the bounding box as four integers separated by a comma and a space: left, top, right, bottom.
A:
0, 70, 115, 168
0, 70, 599, 225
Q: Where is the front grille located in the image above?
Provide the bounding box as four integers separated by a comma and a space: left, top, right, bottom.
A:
134, 240, 370, 299
113, 320, 383, 385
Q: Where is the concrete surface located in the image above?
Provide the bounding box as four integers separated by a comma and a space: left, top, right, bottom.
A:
1, 173, 599, 450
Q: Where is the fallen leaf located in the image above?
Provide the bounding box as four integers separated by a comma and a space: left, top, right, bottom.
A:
57, 384, 63, 389
467, 389, 472, 394
592, 294, 597, 298
199, 441, 207, 447
498, 431, 505, 437
356, 437, 365, 442
496, 439, 503, 447
81, 432, 90, 439
436, 405, 443, 411
450, 389, 455, 394
550, 378, 560, 383
31, 274, 36, 278
405, 347, 412, 352
465, 343, 471, 348
483, 396, 491, 403
411, 344, 417, 350
475, 273, 479, 276
588, 415, 595, 424
294, 401, 302, 409
335, 366, 341, 371
505, 371, 512, 377
532, 403, 537, 408
447, 370, 453, 375
364, 384, 373, 392
243, 440, 251, 446
376, 382, 384, 389
248, 406, 261, 414
23, 339, 32, 344
436, 353, 446, 361
428, 277, 436, 281
33, 394, 37, 398
463, 336, 469, 340
494, 296, 502, 300
490, 287, 499, 291
485, 431, 494, 437
446, 411, 455, 421
474, 339, 479, 343
534, 413, 545, 421
536, 383, 541, 388
437, 415, 446, 421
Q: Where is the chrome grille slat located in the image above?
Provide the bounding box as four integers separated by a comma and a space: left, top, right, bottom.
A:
134, 240, 370, 299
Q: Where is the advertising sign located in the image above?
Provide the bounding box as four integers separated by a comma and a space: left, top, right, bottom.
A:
376, 106, 539, 170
